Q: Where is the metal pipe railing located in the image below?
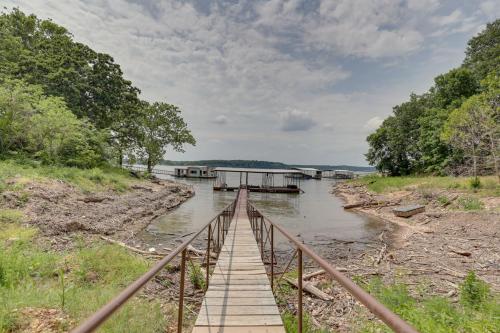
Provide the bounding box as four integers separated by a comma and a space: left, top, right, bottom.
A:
246, 202, 419, 333
71, 191, 240, 333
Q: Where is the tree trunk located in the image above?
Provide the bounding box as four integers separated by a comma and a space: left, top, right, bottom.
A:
147, 157, 152, 173
487, 134, 499, 183
118, 150, 123, 167
472, 146, 477, 179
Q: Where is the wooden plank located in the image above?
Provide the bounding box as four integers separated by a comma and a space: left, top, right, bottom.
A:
201, 297, 278, 306
205, 290, 275, 298
198, 305, 279, 316
208, 285, 271, 291
192, 326, 286, 333
195, 314, 283, 326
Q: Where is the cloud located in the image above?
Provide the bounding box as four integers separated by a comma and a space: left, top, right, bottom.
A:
212, 114, 228, 125
279, 109, 316, 132
363, 116, 384, 132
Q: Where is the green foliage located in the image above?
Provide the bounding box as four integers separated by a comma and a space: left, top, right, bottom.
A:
367, 20, 500, 176
464, 20, 500, 81
188, 261, 205, 290
469, 177, 481, 189
282, 310, 328, 333
0, 220, 166, 332
0, 159, 134, 193
0, 8, 140, 130
360, 277, 499, 333
135, 102, 196, 172
460, 272, 491, 309
456, 196, 484, 210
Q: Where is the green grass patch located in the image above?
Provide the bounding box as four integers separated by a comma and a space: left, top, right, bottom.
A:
359, 275, 499, 333
351, 175, 499, 197
282, 310, 329, 333
0, 218, 166, 332
456, 196, 484, 210
0, 159, 136, 193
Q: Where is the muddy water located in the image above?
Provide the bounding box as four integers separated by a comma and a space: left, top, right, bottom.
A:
138, 166, 384, 254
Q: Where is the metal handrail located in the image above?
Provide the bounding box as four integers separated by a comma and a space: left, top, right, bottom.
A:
71, 191, 240, 333
247, 201, 419, 333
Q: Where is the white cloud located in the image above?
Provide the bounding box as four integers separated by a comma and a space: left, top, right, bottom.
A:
432, 9, 463, 26
363, 116, 384, 132
212, 115, 228, 125
279, 109, 316, 132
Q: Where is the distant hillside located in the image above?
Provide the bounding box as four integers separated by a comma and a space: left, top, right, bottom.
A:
159, 160, 375, 172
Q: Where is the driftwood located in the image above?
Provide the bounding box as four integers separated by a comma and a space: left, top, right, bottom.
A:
284, 277, 333, 301
79, 196, 111, 203
448, 246, 472, 257
100, 236, 163, 257
343, 202, 365, 209
187, 244, 217, 259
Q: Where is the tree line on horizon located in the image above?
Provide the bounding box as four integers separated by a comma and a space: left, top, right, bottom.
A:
0, 9, 195, 172
159, 159, 375, 172
366, 19, 499, 180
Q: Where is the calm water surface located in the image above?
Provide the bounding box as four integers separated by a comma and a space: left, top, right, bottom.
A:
138, 166, 383, 252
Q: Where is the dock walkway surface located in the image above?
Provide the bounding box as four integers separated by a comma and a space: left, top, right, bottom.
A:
193, 190, 285, 333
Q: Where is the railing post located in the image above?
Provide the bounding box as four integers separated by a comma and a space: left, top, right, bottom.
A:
298, 249, 303, 333
260, 217, 264, 259
206, 225, 211, 291
217, 216, 220, 252
178, 249, 187, 333
270, 224, 274, 290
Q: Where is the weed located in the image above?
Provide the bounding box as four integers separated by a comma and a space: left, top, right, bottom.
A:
188, 261, 205, 290
469, 177, 481, 190
282, 310, 328, 333
437, 195, 450, 206
457, 196, 484, 210
0, 209, 24, 224
460, 271, 490, 309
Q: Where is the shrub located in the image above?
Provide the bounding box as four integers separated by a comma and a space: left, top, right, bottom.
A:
457, 196, 484, 210
469, 177, 481, 189
460, 271, 490, 309
188, 261, 205, 290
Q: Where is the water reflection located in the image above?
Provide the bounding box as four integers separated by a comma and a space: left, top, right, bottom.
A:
138, 166, 384, 251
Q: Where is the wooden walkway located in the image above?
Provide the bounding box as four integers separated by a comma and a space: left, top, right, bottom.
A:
193, 190, 285, 333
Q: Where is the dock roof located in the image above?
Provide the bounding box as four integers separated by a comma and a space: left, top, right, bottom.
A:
293, 167, 320, 171
213, 167, 301, 174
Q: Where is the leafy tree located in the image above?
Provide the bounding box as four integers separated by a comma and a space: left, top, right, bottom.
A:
464, 19, 500, 81
0, 9, 141, 130
0, 78, 43, 155
28, 96, 107, 167
135, 102, 196, 172
442, 95, 498, 179
430, 67, 479, 109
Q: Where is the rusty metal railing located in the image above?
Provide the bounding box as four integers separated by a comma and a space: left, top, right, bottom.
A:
71, 191, 239, 333
246, 201, 419, 333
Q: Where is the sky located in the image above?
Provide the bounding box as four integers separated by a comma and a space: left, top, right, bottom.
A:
2, 0, 499, 166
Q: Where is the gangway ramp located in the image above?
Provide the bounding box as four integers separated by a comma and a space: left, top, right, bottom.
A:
193, 189, 285, 333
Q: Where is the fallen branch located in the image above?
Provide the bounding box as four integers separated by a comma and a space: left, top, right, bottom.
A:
187, 244, 217, 259
100, 236, 164, 257
284, 277, 333, 301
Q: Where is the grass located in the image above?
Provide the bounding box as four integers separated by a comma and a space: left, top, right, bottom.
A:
457, 196, 484, 210
282, 310, 329, 333
0, 158, 137, 194
358, 276, 499, 333
350, 175, 499, 197
0, 214, 167, 332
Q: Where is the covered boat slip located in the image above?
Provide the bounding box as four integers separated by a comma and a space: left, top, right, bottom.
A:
212, 167, 303, 194
193, 189, 285, 333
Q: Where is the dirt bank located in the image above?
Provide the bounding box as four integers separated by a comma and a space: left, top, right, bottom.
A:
2, 177, 194, 248
271, 182, 499, 332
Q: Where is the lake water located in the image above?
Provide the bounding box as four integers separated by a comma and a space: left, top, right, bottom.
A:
138, 166, 383, 256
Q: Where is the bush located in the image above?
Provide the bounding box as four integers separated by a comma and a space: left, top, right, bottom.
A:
188, 261, 205, 290
457, 196, 484, 210
469, 177, 481, 189
460, 271, 490, 309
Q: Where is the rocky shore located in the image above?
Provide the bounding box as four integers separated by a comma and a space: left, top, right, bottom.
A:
2, 177, 194, 250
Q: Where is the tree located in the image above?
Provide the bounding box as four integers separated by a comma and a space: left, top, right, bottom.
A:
0, 79, 43, 155
136, 102, 196, 172
431, 68, 479, 109
464, 19, 500, 81
0, 9, 141, 130
442, 95, 498, 180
